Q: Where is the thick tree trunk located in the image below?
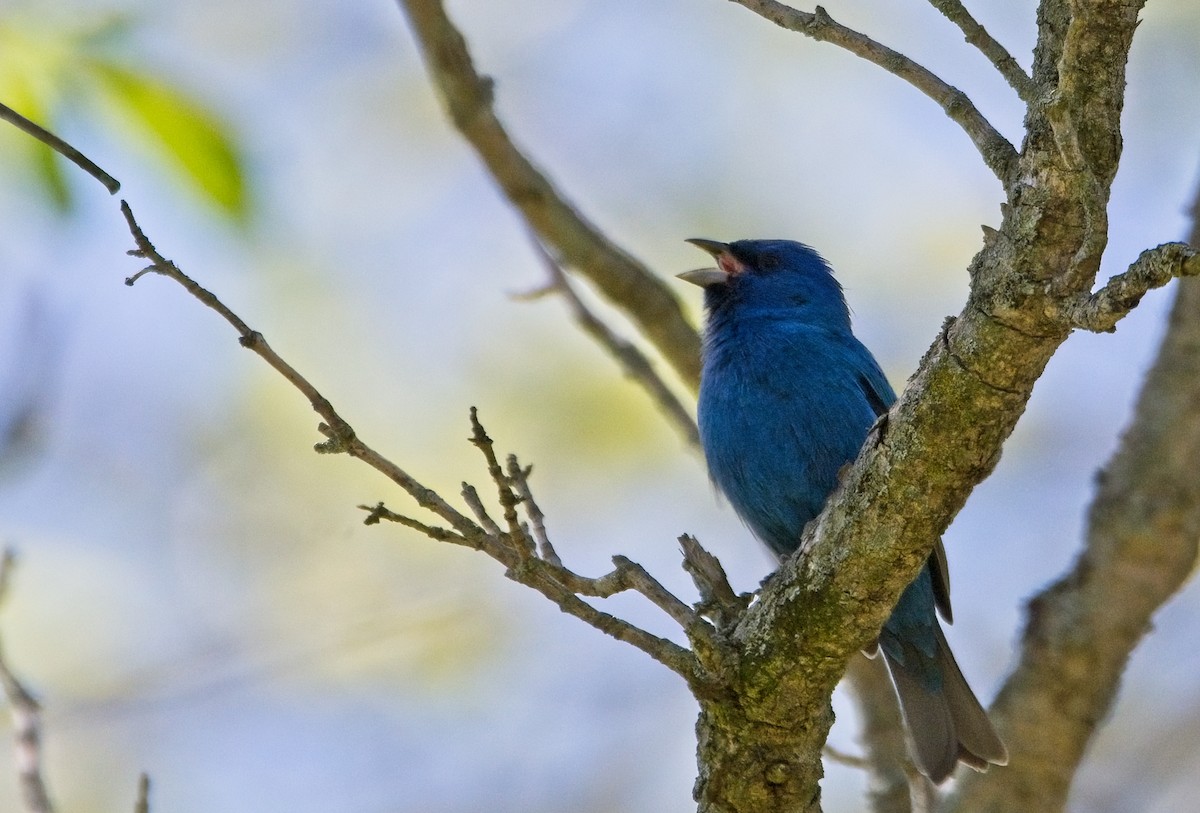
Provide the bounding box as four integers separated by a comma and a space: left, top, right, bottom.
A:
695, 693, 833, 813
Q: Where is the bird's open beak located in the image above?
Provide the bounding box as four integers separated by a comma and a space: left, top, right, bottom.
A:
685, 238, 730, 257
678, 238, 733, 287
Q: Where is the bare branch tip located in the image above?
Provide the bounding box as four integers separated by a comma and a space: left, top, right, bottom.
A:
928, 0, 1035, 102
358, 502, 388, 525
510, 283, 559, 302
462, 482, 503, 536
0, 100, 121, 193
467, 406, 490, 443
731, 0, 1016, 184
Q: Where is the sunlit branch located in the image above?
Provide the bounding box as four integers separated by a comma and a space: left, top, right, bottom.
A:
927, 0, 1035, 102
0, 101, 120, 194
724, 1, 1018, 185
947, 165, 1200, 813
1063, 242, 1199, 332
120, 201, 713, 684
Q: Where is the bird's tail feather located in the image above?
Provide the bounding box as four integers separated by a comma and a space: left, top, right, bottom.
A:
880, 627, 1007, 783
933, 625, 1008, 770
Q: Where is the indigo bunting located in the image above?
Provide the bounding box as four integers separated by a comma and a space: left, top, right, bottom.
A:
680, 238, 1006, 783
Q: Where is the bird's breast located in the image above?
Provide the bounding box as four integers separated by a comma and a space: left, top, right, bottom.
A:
697, 328, 879, 555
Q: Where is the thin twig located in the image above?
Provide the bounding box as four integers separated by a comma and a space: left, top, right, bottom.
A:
358, 502, 469, 545
678, 534, 748, 630
461, 483, 503, 537
467, 409, 533, 557
509, 546, 680, 617
505, 459, 559, 565
463, 412, 712, 667
0, 101, 121, 194
823, 743, 872, 770
518, 563, 701, 679
121, 200, 482, 542
611, 556, 701, 632
523, 238, 701, 449
396, 0, 703, 390
927, 0, 1035, 102
0, 552, 56, 813
724, 1, 1018, 185
120, 206, 704, 680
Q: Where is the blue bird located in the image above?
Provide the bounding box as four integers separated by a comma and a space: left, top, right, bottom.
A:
679, 238, 1006, 783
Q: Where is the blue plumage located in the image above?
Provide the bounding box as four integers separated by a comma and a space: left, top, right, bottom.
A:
680, 238, 1006, 783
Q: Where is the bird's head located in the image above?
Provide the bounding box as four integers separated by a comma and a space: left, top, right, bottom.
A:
679, 238, 851, 331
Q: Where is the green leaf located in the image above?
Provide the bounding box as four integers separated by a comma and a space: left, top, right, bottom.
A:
87, 60, 248, 220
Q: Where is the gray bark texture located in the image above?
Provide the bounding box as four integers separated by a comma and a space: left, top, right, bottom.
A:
394, 1, 1200, 811
685, 4, 1196, 810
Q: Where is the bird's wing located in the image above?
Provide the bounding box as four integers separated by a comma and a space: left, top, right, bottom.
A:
856, 372, 892, 418
853, 349, 954, 622
851, 347, 897, 418
930, 539, 953, 624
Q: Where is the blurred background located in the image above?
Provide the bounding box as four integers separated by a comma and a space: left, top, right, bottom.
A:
0, 1, 1197, 811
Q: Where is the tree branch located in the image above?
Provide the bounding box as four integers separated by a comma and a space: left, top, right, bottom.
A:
678, 534, 750, 633
121, 201, 711, 684
926, 0, 1035, 102
944, 156, 1200, 813
122, 200, 483, 542
0, 101, 120, 195
518, 239, 701, 449
506, 457, 557, 564
360, 502, 469, 545
1063, 242, 1200, 332
723, 1, 1019, 185
396, 0, 703, 390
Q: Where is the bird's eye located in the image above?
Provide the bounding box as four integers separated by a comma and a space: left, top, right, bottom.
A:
760, 253, 780, 271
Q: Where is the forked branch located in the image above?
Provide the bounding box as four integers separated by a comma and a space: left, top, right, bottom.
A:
120, 201, 719, 686
724, 1, 1019, 185
927, 0, 1035, 102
